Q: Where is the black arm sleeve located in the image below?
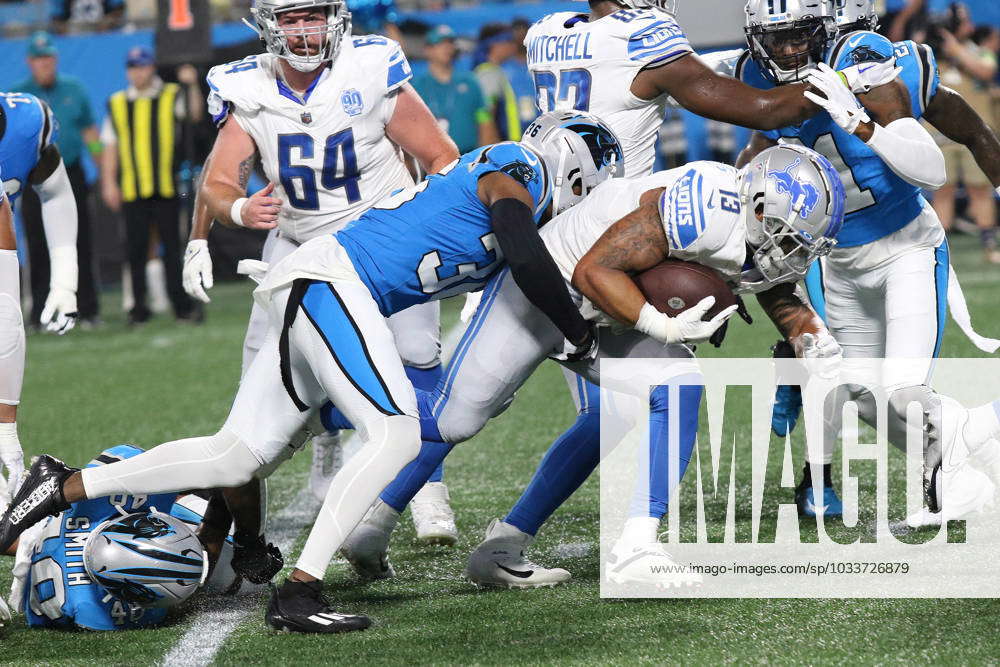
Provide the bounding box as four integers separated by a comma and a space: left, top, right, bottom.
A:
490, 198, 591, 345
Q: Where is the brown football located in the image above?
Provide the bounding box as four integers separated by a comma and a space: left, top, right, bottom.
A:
633, 259, 737, 319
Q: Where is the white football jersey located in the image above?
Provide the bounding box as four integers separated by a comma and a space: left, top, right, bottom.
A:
525, 9, 693, 178
206, 36, 414, 244
542, 161, 752, 323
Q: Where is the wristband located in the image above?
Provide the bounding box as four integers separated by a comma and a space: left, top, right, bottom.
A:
230, 197, 248, 227
635, 302, 672, 344
87, 140, 103, 155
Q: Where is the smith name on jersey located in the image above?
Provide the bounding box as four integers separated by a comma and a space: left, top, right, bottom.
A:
0, 91, 57, 210
735, 30, 939, 247
526, 9, 692, 178
256, 141, 550, 316
542, 160, 747, 324
206, 36, 415, 243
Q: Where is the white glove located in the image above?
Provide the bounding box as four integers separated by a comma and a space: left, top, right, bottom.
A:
795, 331, 843, 380
0, 593, 10, 627
183, 239, 214, 303
0, 422, 24, 505
804, 63, 871, 134
41, 246, 78, 335
635, 296, 738, 345
837, 60, 903, 94
460, 291, 483, 324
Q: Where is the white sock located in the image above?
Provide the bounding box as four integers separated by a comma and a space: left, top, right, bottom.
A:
965, 400, 1000, 450
295, 415, 419, 579
620, 516, 660, 545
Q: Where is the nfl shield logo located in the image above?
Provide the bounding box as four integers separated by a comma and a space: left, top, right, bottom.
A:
301, 112, 312, 124
341, 89, 364, 117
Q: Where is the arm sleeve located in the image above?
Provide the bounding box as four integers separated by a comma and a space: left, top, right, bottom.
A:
490, 198, 590, 344
34, 160, 78, 292
865, 116, 946, 190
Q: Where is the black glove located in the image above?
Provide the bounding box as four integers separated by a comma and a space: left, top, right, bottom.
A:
232, 531, 284, 584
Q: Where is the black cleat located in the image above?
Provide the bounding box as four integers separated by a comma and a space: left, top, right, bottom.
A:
265, 579, 371, 634
0, 455, 77, 552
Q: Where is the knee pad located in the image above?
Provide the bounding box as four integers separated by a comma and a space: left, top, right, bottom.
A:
888, 385, 941, 459
437, 396, 492, 444
208, 429, 263, 487
384, 415, 422, 461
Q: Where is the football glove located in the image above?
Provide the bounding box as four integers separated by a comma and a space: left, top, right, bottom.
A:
460, 291, 483, 323
804, 63, 871, 134
183, 239, 214, 303
636, 297, 738, 345
550, 326, 599, 363
40, 287, 77, 335
232, 531, 284, 584
0, 424, 24, 504
837, 60, 902, 94
795, 331, 843, 380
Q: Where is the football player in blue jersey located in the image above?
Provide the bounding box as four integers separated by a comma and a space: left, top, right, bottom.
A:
0, 93, 80, 514
2, 444, 274, 631
0, 111, 651, 633
736, 0, 1000, 525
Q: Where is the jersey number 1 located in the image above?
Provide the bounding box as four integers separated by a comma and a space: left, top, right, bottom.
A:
278, 129, 361, 210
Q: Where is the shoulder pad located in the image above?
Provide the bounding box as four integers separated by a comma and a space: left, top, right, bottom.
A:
206, 54, 271, 122
623, 13, 691, 68
347, 35, 412, 93
828, 30, 894, 70
660, 167, 708, 251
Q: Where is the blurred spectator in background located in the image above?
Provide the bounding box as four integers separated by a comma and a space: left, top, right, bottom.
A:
412, 25, 498, 152
503, 16, 536, 133
348, 0, 403, 43
100, 46, 202, 325
50, 0, 124, 32
473, 22, 521, 141
14, 31, 102, 328
926, 11, 1000, 263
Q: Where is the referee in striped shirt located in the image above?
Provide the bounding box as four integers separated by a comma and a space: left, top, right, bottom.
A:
100, 46, 202, 325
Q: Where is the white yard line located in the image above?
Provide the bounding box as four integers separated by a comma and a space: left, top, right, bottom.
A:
161, 487, 321, 667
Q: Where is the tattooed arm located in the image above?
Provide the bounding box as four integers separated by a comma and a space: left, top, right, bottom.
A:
200, 118, 278, 229
756, 282, 828, 354
572, 189, 670, 326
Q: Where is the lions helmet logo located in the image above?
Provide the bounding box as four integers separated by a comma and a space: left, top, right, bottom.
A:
767, 158, 821, 220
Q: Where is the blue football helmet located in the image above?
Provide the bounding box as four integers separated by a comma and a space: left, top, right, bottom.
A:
84, 511, 207, 609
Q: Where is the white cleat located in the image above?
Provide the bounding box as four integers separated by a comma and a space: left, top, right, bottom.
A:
308, 431, 344, 503
411, 482, 458, 546
904, 464, 995, 529
465, 519, 571, 589
339, 500, 399, 581
605, 540, 703, 589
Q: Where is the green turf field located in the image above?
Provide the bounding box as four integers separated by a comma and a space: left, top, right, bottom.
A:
3, 233, 1000, 664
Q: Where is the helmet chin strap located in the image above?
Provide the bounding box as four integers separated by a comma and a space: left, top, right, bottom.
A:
551, 146, 572, 215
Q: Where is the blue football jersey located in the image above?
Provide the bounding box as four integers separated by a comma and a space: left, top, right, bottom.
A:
736, 31, 940, 247
0, 92, 57, 211
337, 141, 552, 315
22, 445, 178, 631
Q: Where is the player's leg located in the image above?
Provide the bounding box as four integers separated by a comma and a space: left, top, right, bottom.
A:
241, 229, 287, 375
797, 258, 885, 517
0, 214, 26, 509
466, 370, 599, 588
388, 301, 456, 545
342, 270, 561, 579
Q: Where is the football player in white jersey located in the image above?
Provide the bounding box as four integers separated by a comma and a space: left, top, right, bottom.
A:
341, 143, 845, 588
179, 0, 460, 541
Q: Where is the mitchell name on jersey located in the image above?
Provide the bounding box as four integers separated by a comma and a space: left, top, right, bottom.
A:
525, 9, 692, 178
206, 36, 415, 244
541, 161, 747, 325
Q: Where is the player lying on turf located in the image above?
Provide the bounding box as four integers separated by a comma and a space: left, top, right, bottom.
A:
336, 143, 844, 588
734, 0, 1000, 526
0, 444, 273, 631
0, 111, 633, 633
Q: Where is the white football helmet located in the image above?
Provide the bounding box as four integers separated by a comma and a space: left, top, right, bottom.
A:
246, 0, 352, 72
834, 0, 879, 34
84, 511, 208, 609
736, 144, 845, 290
521, 111, 624, 216
744, 0, 837, 83
570, 0, 677, 15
